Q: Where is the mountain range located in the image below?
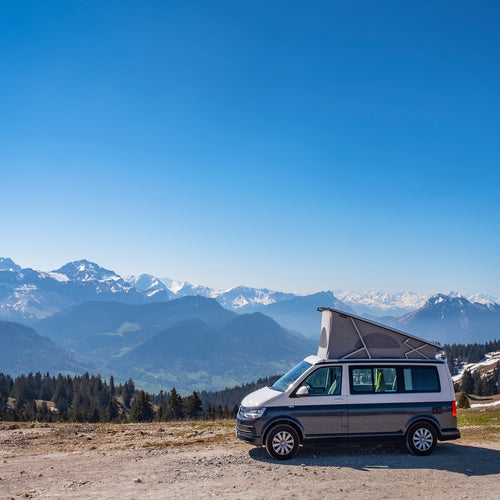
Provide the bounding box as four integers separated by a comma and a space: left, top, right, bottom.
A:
1, 257, 499, 391
2, 257, 499, 324
0, 258, 150, 322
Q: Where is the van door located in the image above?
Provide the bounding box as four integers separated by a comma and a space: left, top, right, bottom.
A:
293, 366, 347, 437
348, 365, 406, 434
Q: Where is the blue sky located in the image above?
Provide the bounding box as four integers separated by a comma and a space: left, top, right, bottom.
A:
1, 1, 499, 296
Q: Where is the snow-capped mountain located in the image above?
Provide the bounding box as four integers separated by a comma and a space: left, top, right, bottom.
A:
2, 257, 500, 347
389, 292, 500, 345
166, 280, 217, 299
124, 273, 173, 300
465, 293, 500, 306
131, 275, 218, 299
126, 276, 296, 311
0, 259, 147, 321
55, 260, 120, 282
52, 260, 148, 301
0, 257, 22, 273
336, 290, 429, 317
214, 286, 296, 311
0, 258, 72, 320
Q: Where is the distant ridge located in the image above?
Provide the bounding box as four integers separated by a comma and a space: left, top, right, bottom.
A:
0, 320, 89, 376
251, 291, 354, 338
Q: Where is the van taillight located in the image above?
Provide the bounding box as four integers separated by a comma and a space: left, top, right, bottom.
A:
452, 401, 457, 417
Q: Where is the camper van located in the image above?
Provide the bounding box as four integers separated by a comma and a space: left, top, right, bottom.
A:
236, 308, 460, 460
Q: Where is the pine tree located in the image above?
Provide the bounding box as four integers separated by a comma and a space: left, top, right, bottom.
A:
22, 400, 37, 421
482, 375, 497, 396
40, 375, 54, 401
203, 403, 215, 420
122, 379, 135, 409
38, 401, 49, 422
461, 369, 474, 394
183, 391, 202, 420
156, 402, 167, 422
88, 401, 100, 423
457, 391, 470, 409
474, 378, 483, 396
166, 388, 183, 420
230, 404, 238, 418
53, 375, 72, 415
129, 390, 154, 422
105, 399, 119, 422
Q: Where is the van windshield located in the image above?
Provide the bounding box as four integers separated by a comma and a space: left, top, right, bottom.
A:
271, 361, 312, 392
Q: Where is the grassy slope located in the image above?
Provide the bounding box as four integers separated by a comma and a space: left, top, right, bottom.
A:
457, 394, 500, 442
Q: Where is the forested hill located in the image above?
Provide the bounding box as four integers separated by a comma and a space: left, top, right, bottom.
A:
443, 339, 500, 372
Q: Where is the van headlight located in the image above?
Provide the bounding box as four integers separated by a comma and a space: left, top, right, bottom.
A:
239, 406, 266, 419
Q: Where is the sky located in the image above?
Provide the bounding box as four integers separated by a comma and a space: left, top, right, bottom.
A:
1, 1, 499, 296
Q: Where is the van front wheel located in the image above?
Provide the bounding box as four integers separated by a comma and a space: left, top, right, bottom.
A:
265, 424, 300, 460
406, 422, 437, 456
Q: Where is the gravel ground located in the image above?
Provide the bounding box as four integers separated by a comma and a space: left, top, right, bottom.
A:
1, 422, 499, 499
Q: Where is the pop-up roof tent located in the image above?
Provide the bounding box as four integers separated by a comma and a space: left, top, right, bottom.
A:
317, 307, 441, 360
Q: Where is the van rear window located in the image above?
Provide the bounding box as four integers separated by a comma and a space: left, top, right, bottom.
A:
403, 367, 440, 392
350, 365, 440, 394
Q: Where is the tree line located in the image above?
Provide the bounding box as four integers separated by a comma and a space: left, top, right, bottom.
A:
442, 340, 500, 396
442, 339, 500, 374
0, 372, 243, 423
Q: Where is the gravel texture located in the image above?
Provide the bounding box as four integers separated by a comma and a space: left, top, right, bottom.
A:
1, 422, 499, 499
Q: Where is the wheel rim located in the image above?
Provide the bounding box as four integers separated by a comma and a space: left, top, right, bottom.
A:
412, 427, 433, 451
272, 431, 295, 456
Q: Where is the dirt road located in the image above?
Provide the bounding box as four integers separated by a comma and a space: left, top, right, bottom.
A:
1, 422, 499, 499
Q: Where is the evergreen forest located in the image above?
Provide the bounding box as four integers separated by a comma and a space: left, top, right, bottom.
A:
442, 340, 500, 396
0, 372, 245, 423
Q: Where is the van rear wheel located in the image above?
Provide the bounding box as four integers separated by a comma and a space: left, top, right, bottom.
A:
265, 424, 300, 460
406, 422, 437, 456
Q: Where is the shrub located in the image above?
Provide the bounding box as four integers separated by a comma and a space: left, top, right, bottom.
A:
457, 391, 470, 409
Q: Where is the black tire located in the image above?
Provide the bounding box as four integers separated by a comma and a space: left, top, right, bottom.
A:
405, 422, 437, 456
265, 424, 300, 460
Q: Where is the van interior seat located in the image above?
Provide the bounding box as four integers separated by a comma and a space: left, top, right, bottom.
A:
328, 379, 339, 395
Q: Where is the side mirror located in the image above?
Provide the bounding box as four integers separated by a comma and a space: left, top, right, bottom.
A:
295, 386, 309, 398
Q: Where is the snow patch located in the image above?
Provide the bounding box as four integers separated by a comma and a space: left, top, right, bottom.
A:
46, 272, 70, 282
470, 399, 500, 408
452, 352, 500, 382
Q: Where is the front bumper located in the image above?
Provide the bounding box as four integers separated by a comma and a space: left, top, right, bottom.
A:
236, 419, 264, 445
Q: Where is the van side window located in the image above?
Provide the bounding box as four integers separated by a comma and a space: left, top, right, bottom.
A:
350, 367, 397, 393
300, 366, 342, 396
403, 367, 440, 392
351, 368, 373, 392
350, 366, 440, 393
